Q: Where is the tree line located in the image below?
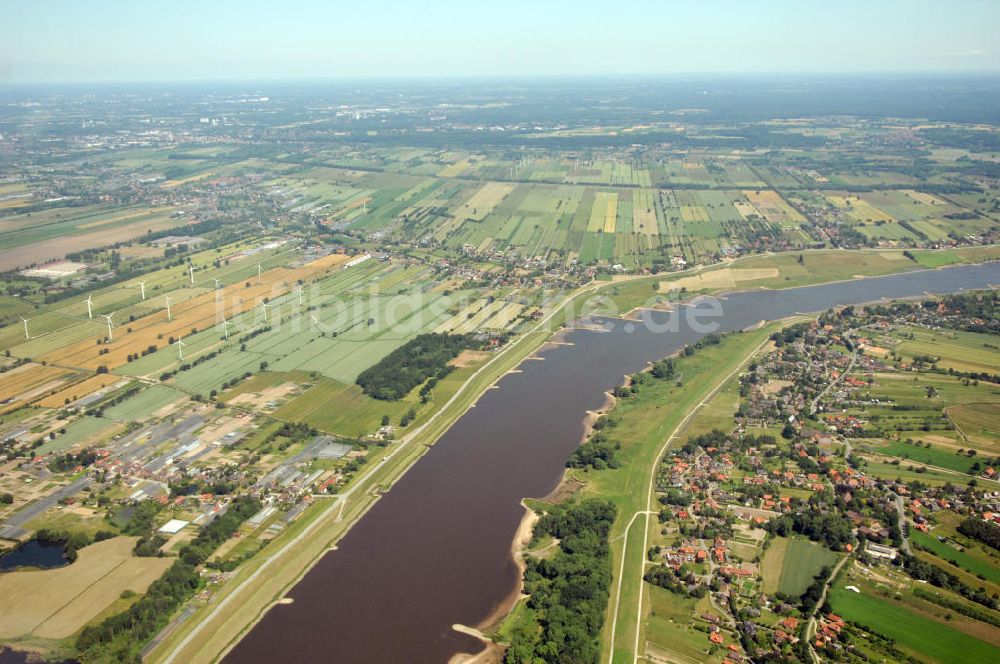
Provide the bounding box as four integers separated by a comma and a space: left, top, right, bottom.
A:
76, 495, 262, 662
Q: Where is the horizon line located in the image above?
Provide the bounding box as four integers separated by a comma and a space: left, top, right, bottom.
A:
3, 70, 1000, 88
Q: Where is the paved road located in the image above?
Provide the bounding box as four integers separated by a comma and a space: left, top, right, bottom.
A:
0, 412, 204, 541
0, 475, 92, 540
894, 493, 912, 555
810, 329, 859, 416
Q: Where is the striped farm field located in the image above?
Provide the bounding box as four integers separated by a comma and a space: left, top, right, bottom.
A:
588, 192, 619, 233
35, 373, 123, 408
826, 194, 894, 223
457, 182, 515, 221
0, 363, 79, 412
631, 189, 658, 236
38, 254, 351, 373
743, 190, 806, 227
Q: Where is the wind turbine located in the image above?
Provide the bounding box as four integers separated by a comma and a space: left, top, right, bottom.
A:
133, 281, 146, 300
257, 262, 263, 284
310, 313, 319, 327
260, 301, 269, 322
18, 316, 30, 340
85, 295, 93, 319
164, 295, 172, 321
176, 338, 186, 361
295, 285, 303, 305
100, 313, 115, 342
212, 278, 222, 302
220, 318, 231, 339
188, 264, 195, 284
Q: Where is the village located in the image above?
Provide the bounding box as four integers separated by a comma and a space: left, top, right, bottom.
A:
633, 292, 1000, 662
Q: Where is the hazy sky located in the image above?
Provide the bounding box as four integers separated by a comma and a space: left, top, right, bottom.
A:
2, 0, 998, 83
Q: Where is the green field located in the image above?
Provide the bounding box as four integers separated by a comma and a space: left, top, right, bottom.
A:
896, 326, 1000, 375
911, 531, 1000, 584
862, 440, 978, 474
829, 585, 1000, 664
776, 538, 840, 597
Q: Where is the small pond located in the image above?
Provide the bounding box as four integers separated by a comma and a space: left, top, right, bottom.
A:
0, 539, 69, 572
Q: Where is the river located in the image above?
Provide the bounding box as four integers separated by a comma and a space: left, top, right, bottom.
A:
226, 262, 1000, 663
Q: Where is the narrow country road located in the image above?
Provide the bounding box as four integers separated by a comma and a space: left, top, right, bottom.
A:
805, 554, 851, 663
810, 329, 859, 416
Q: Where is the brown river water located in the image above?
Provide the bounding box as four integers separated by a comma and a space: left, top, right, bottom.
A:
224, 263, 998, 663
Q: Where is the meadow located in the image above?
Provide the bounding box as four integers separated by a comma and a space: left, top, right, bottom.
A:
829, 584, 1000, 664
911, 530, 1000, 584
761, 536, 840, 597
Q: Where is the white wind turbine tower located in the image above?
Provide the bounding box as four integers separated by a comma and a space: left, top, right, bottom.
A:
133, 281, 146, 300
295, 285, 303, 305
164, 295, 172, 321
85, 295, 93, 319
310, 313, 319, 327
212, 278, 222, 302
260, 301, 269, 322
18, 316, 30, 340
188, 264, 195, 284
176, 338, 186, 361
257, 262, 263, 284
220, 318, 231, 339
100, 313, 115, 342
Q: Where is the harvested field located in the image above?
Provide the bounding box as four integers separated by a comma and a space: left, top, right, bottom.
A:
0, 207, 183, 271
659, 267, 780, 292
228, 382, 301, 409
743, 190, 805, 227
0, 363, 76, 412
438, 158, 472, 178
35, 374, 123, 408
0, 536, 172, 640
450, 350, 490, 368
632, 189, 658, 236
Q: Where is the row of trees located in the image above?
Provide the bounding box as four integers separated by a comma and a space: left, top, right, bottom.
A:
957, 517, 1000, 551
902, 553, 999, 610
76, 496, 262, 662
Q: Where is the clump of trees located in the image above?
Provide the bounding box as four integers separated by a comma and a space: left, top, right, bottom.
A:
644, 564, 707, 598
34, 528, 97, 563
957, 517, 1000, 551
567, 431, 620, 470
505, 499, 616, 664
356, 333, 484, 401
764, 511, 854, 551
47, 447, 99, 473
